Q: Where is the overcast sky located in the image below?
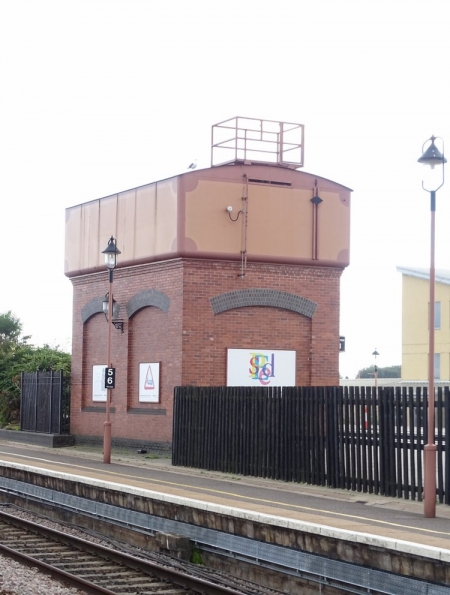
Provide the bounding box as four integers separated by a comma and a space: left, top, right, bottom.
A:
1, 1, 450, 378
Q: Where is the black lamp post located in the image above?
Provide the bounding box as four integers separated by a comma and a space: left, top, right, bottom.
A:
101, 236, 121, 464
418, 136, 446, 518
372, 348, 379, 389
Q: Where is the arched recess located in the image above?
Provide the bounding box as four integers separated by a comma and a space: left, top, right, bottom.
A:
210, 289, 317, 318
126, 289, 171, 415
80, 297, 120, 413
126, 289, 170, 318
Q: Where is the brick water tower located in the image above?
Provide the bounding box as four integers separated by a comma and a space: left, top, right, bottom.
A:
65, 117, 352, 449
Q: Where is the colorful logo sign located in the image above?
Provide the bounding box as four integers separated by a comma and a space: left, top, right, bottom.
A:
227, 349, 295, 387
249, 352, 275, 385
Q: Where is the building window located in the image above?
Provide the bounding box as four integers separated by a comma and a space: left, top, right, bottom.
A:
435, 302, 441, 329
434, 353, 440, 380
429, 302, 441, 329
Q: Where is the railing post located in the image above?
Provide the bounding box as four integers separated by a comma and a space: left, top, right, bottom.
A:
34, 371, 39, 432
58, 370, 63, 435
49, 369, 54, 434
20, 372, 24, 430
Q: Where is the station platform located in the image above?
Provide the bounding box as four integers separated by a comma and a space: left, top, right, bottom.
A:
0, 437, 450, 590
0, 438, 449, 550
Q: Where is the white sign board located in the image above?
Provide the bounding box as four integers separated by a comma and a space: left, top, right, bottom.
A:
139, 363, 160, 402
92, 365, 107, 402
227, 349, 296, 387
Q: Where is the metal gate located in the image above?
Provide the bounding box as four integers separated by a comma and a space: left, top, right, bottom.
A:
20, 370, 70, 434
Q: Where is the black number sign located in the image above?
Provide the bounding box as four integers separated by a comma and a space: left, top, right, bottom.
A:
105, 367, 116, 389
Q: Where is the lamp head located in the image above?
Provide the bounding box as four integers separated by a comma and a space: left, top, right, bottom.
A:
102, 236, 121, 270
418, 136, 447, 170
102, 293, 120, 320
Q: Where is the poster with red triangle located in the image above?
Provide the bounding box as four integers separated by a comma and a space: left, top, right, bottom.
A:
139, 362, 160, 402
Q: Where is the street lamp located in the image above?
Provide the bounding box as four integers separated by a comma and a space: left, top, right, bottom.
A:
102, 293, 124, 333
372, 348, 379, 390
101, 236, 121, 464
418, 136, 446, 518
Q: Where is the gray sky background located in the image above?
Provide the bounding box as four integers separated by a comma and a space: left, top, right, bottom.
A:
1, 1, 450, 378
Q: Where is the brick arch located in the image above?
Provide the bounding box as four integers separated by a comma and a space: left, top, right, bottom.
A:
126, 289, 170, 318
210, 289, 317, 318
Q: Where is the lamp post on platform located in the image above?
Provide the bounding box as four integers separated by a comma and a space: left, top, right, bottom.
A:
372, 348, 379, 390
418, 136, 446, 518
101, 236, 121, 464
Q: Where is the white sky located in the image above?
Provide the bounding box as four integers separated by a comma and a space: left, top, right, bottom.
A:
1, 0, 450, 378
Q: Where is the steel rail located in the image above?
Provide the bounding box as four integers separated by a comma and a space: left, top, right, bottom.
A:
0, 540, 114, 595
0, 509, 256, 595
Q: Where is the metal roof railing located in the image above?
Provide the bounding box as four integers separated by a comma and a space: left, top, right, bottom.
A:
211, 116, 304, 169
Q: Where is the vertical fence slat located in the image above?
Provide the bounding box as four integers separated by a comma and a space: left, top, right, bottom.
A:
343, 386, 351, 490
349, 386, 356, 491
270, 387, 277, 480
445, 387, 450, 505
318, 387, 325, 486
366, 386, 372, 492
311, 387, 317, 485
325, 387, 334, 488
20, 372, 25, 430
395, 387, 402, 498
172, 387, 178, 466
360, 387, 368, 493
311, 388, 318, 485
389, 388, 397, 497
337, 387, 345, 489
240, 389, 247, 476
303, 387, 309, 484
380, 386, 394, 497
408, 387, 416, 500
34, 372, 39, 432
400, 387, 409, 500
417, 387, 425, 501
372, 387, 380, 495
283, 389, 291, 482
249, 389, 256, 477
354, 387, 362, 492
204, 386, 211, 470
437, 387, 444, 503
294, 387, 302, 483
379, 388, 386, 496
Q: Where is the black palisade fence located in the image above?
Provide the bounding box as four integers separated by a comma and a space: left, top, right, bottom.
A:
20, 370, 70, 434
173, 385, 450, 504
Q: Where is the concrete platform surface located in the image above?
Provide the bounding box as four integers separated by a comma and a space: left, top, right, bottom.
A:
0, 439, 449, 557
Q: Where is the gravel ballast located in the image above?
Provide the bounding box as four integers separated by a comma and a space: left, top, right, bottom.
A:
0, 553, 85, 595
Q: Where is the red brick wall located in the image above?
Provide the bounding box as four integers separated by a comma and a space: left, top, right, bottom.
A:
182, 260, 341, 387
70, 258, 342, 444
70, 260, 183, 444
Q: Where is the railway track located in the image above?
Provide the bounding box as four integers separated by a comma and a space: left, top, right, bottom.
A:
0, 509, 273, 595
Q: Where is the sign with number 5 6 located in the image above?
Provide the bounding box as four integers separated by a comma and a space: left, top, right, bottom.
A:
104, 367, 116, 389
